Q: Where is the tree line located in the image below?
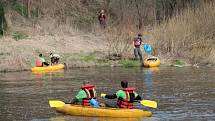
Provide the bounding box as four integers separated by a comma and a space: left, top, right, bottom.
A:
105, 0, 212, 29
0, 0, 213, 35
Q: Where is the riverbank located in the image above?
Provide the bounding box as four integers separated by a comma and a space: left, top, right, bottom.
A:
0, 33, 213, 72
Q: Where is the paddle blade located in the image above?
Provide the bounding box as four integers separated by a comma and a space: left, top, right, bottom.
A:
140, 100, 157, 108
49, 100, 65, 107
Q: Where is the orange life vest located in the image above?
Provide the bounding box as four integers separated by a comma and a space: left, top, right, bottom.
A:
117, 88, 136, 109
81, 84, 96, 106
35, 58, 43, 67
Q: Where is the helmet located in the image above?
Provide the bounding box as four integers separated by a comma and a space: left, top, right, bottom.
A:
138, 34, 142, 37
121, 80, 128, 88
101, 10, 105, 13
39, 53, 42, 57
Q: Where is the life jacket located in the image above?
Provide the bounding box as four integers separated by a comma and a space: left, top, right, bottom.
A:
81, 84, 96, 106
117, 88, 136, 109
35, 58, 43, 67
134, 38, 142, 48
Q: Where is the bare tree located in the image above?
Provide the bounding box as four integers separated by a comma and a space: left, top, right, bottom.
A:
27, 0, 31, 18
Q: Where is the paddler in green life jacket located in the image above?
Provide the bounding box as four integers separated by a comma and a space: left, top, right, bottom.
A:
101, 80, 142, 109
70, 82, 99, 107
35, 54, 49, 67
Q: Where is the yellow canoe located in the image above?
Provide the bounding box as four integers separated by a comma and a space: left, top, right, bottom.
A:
31, 64, 65, 72
56, 104, 152, 118
144, 56, 160, 68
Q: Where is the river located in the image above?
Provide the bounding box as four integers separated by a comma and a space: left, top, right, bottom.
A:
0, 66, 215, 121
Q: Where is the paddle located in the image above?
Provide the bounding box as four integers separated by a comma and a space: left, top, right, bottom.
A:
140, 100, 157, 108
49, 100, 157, 109
143, 43, 153, 55
49, 100, 66, 107
49, 99, 99, 108
101, 93, 157, 108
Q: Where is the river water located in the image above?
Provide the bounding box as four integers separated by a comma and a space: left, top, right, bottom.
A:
0, 66, 215, 121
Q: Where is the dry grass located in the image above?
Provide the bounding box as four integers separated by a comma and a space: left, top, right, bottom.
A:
105, 26, 133, 58
152, 1, 215, 64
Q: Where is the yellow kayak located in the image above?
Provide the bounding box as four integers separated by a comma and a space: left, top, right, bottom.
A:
31, 64, 65, 72
56, 104, 152, 118
144, 56, 160, 67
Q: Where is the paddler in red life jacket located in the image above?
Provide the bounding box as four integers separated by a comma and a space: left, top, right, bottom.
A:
101, 80, 142, 109
133, 34, 143, 63
35, 54, 49, 67
70, 82, 99, 107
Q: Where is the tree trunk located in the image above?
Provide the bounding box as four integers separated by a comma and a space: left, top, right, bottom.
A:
119, 0, 124, 22
0, 3, 7, 36
154, 0, 157, 25
27, 0, 31, 18
37, 0, 42, 17
134, 0, 142, 29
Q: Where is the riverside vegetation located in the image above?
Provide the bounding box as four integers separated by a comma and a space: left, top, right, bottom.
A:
0, 0, 214, 72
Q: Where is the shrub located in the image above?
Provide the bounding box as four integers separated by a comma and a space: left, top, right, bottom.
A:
175, 60, 184, 65
12, 1, 28, 17
119, 59, 139, 67
80, 53, 96, 62
12, 32, 28, 41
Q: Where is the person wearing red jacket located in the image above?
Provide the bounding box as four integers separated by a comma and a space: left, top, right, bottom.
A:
133, 34, 143, 63
98, 10, 106, 28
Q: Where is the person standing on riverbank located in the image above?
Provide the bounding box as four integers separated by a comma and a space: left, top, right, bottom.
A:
98, 9, 106, 28
133, 34, 143, 64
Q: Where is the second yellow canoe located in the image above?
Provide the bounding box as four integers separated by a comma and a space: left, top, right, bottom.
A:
144, 56, 160, 67
31, 64, 65, 72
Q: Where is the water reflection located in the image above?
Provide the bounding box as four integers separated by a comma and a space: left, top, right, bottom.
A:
48, 116, 158, 121
143, 67, 159, 99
